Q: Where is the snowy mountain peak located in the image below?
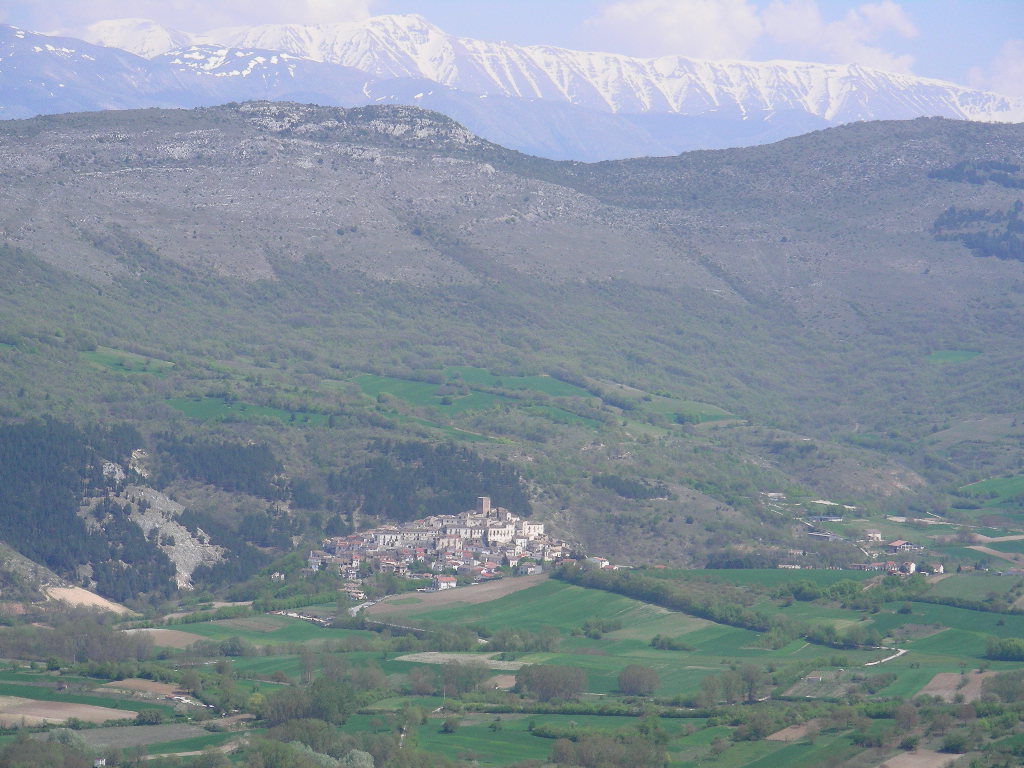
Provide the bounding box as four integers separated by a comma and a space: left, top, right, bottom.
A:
83, 18, 192, 58
5, 16, 1024, 160
78, 14, 1024, 125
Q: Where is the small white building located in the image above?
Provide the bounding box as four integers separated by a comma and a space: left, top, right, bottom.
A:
432, 575, 458, 591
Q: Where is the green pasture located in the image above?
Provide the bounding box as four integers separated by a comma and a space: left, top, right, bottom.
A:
633, 393, 734, 424
683, 739, 781, 768
403, 580, 642, 634
81, 346, 174, 375
402, 579, 884, 679
922, 573, 1021, 600
735, 735, 858, 768
982, 539, 1024, 555
410, 712, 683, 767
178, 614, 363, 645
871, 662, 944, 698
230, 655, 306, 680
443, 366, 592, 398
348, 367, 732, 436
882, 600, 1024, 636
352, 373, 456, 404
404, 581, 761, 660
960, 474, 1024, 507
230, 649, 418, 683
925, 349, 980, 364
928, 541, 999, 566
521, 404, 603, 428
402, 415, 497, 443
651, 569, 874, 589
756, 600, 864, 626
946, 503, 1023, 528
352, 371, 605, 435
414, 716, 558, 765
504, 649, 713, 697
854, 518, 940, 544
352, 374, 513, 414
166, 396, 328, 426
0, 671, 99, 687
148, 731, 237, 754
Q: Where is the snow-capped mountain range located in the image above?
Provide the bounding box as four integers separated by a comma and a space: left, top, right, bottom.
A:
3, 14, 1022, 160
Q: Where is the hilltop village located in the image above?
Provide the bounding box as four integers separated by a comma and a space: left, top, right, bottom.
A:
305, 497, 576, 600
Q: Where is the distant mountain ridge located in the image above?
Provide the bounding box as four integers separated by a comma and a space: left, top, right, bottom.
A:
2, 15, 1022, 160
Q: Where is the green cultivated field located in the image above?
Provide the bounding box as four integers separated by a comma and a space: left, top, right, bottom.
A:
984, 539, 1024, 555
178, 614, 363, 645
414, 715, 564, 765
122, 568, 1024, 767
652, 569, 875, 588
402, 579, 651, 634
925, 349, 981, 364
394, 579, 884, 698
960, 473, 1024, 507
350, 366, 727, 437
632, 394, 735, 424
923, 572, 1022, 600
166, 396, 328, 426
443, 366, 592, 398
147, 731, 237, 754
353, 373, 515, 414
81, 345, 175, 375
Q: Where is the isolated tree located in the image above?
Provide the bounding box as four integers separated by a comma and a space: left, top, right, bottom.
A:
516, 664, 587, 702
440, 661, 488, 695
719, 670, 744, 705
180, 668, 201, 695
739, 664, 769, 703
407, 667, 436, 695
618, 664, 659, 696
894, 701, 918, 731
697, 675, 720, 707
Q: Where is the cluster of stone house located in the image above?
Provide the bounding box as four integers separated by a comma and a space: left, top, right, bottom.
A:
847, 534, 943, 575
307, 497, 564, 591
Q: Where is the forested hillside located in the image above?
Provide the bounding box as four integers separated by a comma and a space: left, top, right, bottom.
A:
0, 420, 174, 601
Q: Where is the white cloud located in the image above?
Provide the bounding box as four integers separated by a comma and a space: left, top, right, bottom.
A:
1, 0, 379, 35
762, 0, 917, 72
969, 40, 1024, 98
582, 0, 764, 59
582, 0, 918, 71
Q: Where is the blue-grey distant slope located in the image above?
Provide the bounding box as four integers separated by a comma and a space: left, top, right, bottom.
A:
2, 15, 1022, 160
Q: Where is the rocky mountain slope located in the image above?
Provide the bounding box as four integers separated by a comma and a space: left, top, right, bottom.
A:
2, 15, 1020, 160
2, 104, 1024, 582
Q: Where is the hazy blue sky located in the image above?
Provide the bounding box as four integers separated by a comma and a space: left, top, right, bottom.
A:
2, 0, 1021, 95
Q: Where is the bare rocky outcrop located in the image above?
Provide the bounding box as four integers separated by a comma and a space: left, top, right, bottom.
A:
125, 485, 225, 590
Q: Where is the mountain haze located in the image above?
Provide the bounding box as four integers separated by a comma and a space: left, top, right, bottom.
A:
1, 15, 1020, 160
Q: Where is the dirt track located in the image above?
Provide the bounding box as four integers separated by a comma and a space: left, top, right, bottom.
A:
366, 574, 548, 617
